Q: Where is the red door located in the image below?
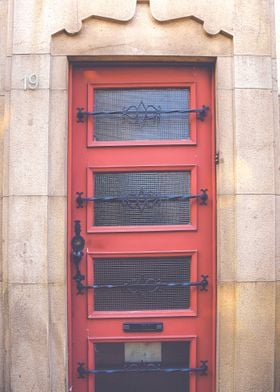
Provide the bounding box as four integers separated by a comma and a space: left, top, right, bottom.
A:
69, 65, 216, 392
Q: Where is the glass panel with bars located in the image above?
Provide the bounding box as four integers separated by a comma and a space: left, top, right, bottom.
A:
93, 256, 191, 311
93, 88, 190, 141
93, 171, 191, 226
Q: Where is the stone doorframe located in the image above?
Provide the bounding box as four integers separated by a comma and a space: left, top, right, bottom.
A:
51, 10, 235, 389
3, 1, 279, 391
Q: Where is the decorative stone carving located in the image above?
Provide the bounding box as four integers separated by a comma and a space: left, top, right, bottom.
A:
55, 0, 137, 35
150, 0, 233, 37
54, 0, 233, 37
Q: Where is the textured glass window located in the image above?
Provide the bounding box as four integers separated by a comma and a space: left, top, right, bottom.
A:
93, 88, 190, 141
93, 256, 191, 311
94, 341, 190, 392
94, 171, 191, 226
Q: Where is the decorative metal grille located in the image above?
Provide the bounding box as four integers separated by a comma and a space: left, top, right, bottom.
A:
93, 257, 191, 311
94, 171, 191, 226
92, 88, 191, 141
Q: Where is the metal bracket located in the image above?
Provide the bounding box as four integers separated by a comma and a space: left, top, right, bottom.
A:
76, 189, 208, 210
215, 152, 220, 165
192, 274, 209, 291
74, 274, 208, 295
73, 270, 86, 295
76, 103, 209, 124
77, 360, 208, 378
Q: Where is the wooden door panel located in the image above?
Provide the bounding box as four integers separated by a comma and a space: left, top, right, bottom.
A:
69, 65, 215, 391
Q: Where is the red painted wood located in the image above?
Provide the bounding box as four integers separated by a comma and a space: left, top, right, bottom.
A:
69, 65, 215, 391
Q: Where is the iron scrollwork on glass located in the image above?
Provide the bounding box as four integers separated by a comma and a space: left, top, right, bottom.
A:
73, 274, 208, 295
76, 188, 208, 210
76, 102, 209, 123
77, 360, 208, 378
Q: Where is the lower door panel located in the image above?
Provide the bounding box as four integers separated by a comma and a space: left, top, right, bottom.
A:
79, 337, 206, 392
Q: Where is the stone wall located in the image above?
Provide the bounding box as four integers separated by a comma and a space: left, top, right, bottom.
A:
0, 0, 279, 391
0, 0, 8, 389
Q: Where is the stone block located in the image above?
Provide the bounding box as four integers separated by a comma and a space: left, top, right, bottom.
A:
11, 54, 51, 90
275, 281, 280, 391
234, 0, 272, 55
0, 1, 7, 61
7, 196, 48, 284
270, 1, 277, 59
47, 197, 67, 284
0, 96, 5, 197
236, 195, 275, 282
272, 59, 278, 93
12, 0, 52, 54
217, 195, 236, 282
0, 282, 4, 390
216, 56, 233, 91
48, 284, 67, 391
235, 282, 275, 392
50, 55, 68, 90
277, 258, 280, 284
235, 89, 275, 194
9, 284, 50, 391
5, 0, 13, 58
4, 56, 11, 92
0, 63, 5, 95
234, 56, 272, 89
1, 196, 9, 285
216, 89, 234, 195
0, 199, 2, 282
49, 90, 67, 196
276, 197, 280, 279
2, 91, 10, 197
216, 282, 235, 392
9, 90, 49, 195
274, 95, 280, 196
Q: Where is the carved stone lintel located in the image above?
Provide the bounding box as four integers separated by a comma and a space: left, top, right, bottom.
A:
53, 0, 232, 38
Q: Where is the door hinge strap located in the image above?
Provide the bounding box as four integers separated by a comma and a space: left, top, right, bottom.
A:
76, 189, 208, 209
74, 274, 208, 295
76, 104, 209, 123
77, 361, 208, 378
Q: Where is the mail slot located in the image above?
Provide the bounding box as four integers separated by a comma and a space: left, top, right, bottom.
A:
123, 322, 163, 333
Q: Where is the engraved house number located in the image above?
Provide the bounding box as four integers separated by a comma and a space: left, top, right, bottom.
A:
22, 73, 39, 90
